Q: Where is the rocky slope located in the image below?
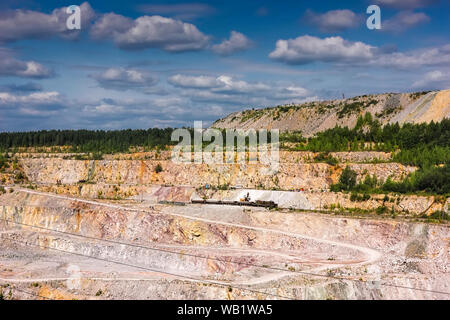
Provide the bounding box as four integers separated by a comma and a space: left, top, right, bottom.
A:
18, 154, 415, 191
0, 189, 448, 300
212, 90, 450, 136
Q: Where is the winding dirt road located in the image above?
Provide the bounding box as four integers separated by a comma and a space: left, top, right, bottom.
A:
0, 187, 382, 288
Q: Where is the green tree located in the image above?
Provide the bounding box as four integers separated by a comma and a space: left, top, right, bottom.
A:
339, 166, 357, 191
155, 163, 163, 173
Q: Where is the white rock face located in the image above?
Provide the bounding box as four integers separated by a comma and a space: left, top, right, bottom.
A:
19, 157, 416, 191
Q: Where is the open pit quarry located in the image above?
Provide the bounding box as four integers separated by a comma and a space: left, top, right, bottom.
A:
0, 150, 449, 300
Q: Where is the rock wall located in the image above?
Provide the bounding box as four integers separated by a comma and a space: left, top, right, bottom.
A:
19, 157, 416, 191
330, 152, 391, 163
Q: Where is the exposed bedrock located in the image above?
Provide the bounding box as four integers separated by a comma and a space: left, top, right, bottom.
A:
19, 157, 416, 191
1, 190, 448, 300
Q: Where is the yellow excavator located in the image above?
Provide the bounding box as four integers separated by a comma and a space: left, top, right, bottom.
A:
240, 192, 251, 202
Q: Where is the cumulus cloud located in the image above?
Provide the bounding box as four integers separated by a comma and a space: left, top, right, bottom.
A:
211, 31, 253, 56
90, 68, 158, 92
0, 90, 66, 121
374, 0, 439, 9
91, 14, 210, 52
89, 13, 134, 39
382, 11, 430, 32
169, 74, 269, 93
83, 103, 125, 115
0, 2, 212, 53
168, 73, 313, 109
0, 48, 53, 78
269, 35, 450, 69
276, 86, 311, 98
137, 3, 216, 20
151, 97, 185, 108
304, 9, 361, 32
212, 76, 270, 93
269, 35, 374, 65
371, 45, 450, 68
168, 74, 219, 88
0, 2, 95, 43
0, 91, 60, 105
412, 70, 449, 89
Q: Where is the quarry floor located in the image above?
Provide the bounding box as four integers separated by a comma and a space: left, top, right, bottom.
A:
0, 187, 449, 300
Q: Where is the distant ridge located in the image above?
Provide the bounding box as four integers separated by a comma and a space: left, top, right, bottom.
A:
212, 89, 450, 136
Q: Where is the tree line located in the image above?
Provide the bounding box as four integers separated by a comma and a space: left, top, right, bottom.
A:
0, 128, 176, 153
284, 114, 450, 168
332, 165, 449, 195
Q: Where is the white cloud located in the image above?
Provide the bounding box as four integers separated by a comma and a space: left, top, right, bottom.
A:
382, 11, 430, 32
269, 35, 450, 69
0, 91, 60, 105
212, 31, 252, 56
371, 45, 450, 68
0, 91, 64, 118
213, 75, 269, 93
89, 13, 133, 39
0, 2, 94, 43
168, 74, 218, 88
152, 97, 185, 108
83, 103, 125, 114
91, 14, 210, 52
0, 47, 53, 78
277, 86, 310, 98
169, 74, 269, 93
269, 35, 374, 65
0, 2, 211, 53
305, 9, 361, 32
91, 68, 158, 92
168, 73, 313, 109
20, 61, 51, 77
412, 70, 448, 88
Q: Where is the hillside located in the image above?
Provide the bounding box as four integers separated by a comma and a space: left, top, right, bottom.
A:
212, 90, 450, 136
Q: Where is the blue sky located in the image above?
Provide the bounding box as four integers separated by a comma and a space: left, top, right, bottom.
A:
0, 0, 449, 131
